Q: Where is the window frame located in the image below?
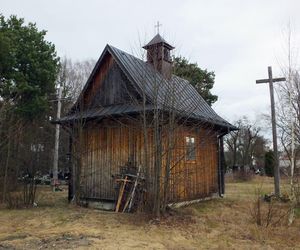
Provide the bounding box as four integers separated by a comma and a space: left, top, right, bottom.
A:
185, 136, 196, 162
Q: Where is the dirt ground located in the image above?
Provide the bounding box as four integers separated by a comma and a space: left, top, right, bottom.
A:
0, 177, 299, 250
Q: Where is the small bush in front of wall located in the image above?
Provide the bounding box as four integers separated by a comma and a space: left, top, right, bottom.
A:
250, 188, 289, 227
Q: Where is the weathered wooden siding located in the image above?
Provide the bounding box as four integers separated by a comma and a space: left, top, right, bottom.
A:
83, 54, 138, 109
163, 126, 218, 202
81, 123, 131, 200
83, 54, 113, 108
79, 120, 218, 203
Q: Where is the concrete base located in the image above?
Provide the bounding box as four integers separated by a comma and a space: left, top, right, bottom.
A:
81, 199, 116, 211
168, 193, 220, 208
80, 193, 222, 211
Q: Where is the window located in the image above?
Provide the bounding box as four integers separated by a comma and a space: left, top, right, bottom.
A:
163, 47, 171, 61
185, 136, 196, 161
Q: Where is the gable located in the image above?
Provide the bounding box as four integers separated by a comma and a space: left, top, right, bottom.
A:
82, 53, 139, 109
82, 53, 113, 108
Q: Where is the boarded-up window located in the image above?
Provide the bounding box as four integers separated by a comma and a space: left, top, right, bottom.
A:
185, 136, 196, 161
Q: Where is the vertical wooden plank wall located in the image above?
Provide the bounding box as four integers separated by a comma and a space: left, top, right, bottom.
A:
79, 121, 219, 203
166, 126, 218, 202
81, 122, 128, 200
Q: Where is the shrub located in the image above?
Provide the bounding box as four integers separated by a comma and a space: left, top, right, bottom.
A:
295, 178, 300, 207
3, 176, 38, 209
233, 169, 253, 182
5, 191, 24, 209
264, 150, 274, 177
250, 188, 289, 227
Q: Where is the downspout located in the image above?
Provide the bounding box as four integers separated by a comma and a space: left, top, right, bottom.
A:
217, 131, 227, 197
68, 135, 73, 202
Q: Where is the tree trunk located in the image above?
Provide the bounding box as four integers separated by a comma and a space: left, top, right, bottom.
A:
2, 128, 11, 203
153, 116, 162, 217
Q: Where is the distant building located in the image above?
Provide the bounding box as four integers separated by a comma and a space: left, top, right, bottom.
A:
279, 153, 300, 174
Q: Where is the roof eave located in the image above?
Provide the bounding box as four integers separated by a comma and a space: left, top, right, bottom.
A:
142, 42, 174, 50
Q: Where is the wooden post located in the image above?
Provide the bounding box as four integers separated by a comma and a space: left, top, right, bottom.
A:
268, 67, 280, 197
53, 85, 62, 191
256, 66, 286, 197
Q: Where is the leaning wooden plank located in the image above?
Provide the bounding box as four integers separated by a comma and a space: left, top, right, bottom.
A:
122, 185, 133, 213
115, 176, 128, 212
128, 165, 141, 212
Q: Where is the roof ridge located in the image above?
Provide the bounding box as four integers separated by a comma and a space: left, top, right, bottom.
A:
64, 44, 234, 130
107, 44, 145, 63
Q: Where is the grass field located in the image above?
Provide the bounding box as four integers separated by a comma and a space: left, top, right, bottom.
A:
0, 176, 299, 249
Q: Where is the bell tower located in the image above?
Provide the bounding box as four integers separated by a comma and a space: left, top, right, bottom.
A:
143, 31, 174, 79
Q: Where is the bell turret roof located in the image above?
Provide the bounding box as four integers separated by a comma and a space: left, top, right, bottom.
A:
143, 34, 174, 50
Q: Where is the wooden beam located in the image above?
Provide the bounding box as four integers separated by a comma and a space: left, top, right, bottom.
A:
256, 77, 286, 84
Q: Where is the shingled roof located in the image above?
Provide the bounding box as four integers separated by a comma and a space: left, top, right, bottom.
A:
59, 44, 235, 131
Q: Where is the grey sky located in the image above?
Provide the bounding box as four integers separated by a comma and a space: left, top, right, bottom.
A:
2, 0, 300, 123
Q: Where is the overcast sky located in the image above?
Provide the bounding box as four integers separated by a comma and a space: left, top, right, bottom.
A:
2, 0, 300, 124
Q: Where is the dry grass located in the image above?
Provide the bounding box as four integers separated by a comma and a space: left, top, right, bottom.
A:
0, 177, 299, 249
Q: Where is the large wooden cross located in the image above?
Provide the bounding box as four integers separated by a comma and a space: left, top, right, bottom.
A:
155, 21, 162, 34
256, 66, 286, 197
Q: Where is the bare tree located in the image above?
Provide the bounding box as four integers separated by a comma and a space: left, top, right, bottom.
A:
275, 23, 300, 224
225, 116, 268, 177
58, 57, 96, 105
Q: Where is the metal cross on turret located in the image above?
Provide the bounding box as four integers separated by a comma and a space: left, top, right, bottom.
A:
155, 21, 162, 34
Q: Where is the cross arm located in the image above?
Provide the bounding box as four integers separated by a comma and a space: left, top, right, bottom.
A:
256, 77, 286, 84
273, 77, 286, 82
256, 79, 269, 84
